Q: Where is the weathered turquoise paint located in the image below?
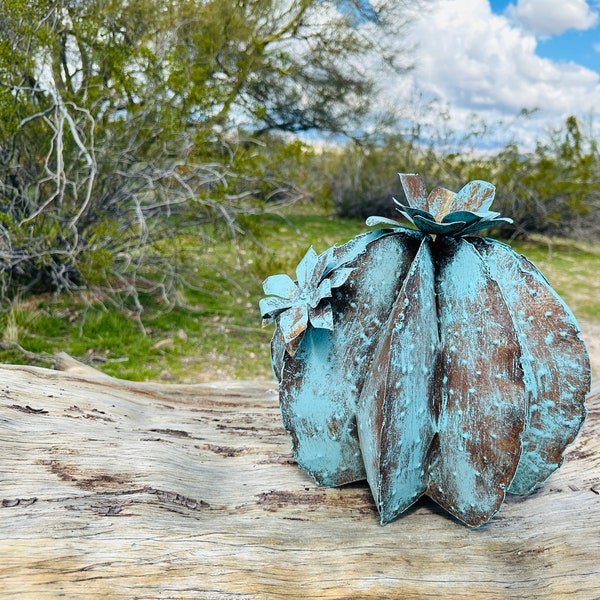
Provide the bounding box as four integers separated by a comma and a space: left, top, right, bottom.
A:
470, 238, 590, 494
428, 237, 527, 526
260, 174, 591, 527
275, 229, 423, 486
356, 236, 438, 524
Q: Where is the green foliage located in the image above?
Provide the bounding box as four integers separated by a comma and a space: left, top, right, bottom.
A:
319, 136, 411, 219
1, 0, 598, 385
491, 117, 599, 237
326, 116, 600, 238
0, 0, 411, 312
0, 207, 597, 382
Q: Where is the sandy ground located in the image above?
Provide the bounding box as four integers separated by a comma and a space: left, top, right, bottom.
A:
580, 320, 600, 380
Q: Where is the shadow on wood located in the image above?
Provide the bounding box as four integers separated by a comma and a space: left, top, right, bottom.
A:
1, 357, 599, 599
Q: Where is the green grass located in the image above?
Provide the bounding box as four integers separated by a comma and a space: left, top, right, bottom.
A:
1, 207, 599, 382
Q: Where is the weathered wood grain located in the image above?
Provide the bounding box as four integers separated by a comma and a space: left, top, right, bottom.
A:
1, 359, 599, 599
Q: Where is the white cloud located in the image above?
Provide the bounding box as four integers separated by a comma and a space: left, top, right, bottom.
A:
505, 0, 598, 36
382, 0, 600, 146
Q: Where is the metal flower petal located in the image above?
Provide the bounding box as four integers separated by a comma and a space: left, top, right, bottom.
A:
392, 199, 435, 222
399, 173, 428, 211
426, 186, 456, 222
368, 174, 512, 237
279, 304, 308, 346
460, 216, 514, 235
259, 295, 294, 326
260, 246, 356, 355
412, 215, 468, 235
296, 246, 319, 290
365, 216, 403, 228
308, 304, 334, 330
441, 210, 485, 226
453, 180, 496, 213
262, 273, 298, 301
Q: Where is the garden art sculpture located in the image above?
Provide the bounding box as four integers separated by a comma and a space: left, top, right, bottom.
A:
259, 174, 591, 527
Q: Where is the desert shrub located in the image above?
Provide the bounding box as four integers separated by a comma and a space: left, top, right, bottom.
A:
327, 117, 600, 239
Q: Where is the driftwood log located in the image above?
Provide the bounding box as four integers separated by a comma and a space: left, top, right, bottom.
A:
1, 355, 599, 599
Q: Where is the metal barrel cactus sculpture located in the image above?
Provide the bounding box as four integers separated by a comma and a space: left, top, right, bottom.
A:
260, 174, 591, 527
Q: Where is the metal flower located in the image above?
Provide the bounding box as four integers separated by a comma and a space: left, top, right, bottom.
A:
366, 174, 513, 236
259, 246, 353, 356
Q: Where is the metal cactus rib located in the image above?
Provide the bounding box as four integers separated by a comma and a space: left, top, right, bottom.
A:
260, 174, 591, 528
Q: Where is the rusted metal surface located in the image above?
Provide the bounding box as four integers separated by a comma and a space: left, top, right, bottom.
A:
429, 237, 527, 526
471, 238, 591, 494
356, 236, 438, 523
260, 174, 591, 527
276, 230, 422, 486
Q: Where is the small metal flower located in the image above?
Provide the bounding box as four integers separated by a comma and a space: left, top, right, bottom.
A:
259, 246, 353, 356
366, 173, 513, 236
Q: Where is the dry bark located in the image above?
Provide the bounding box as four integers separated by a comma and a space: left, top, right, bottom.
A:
1, 357, 599, 599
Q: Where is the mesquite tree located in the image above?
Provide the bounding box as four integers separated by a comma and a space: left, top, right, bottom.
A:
0, 0, 417, 313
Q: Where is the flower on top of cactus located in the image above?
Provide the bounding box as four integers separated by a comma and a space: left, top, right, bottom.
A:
366, 174, 513, 236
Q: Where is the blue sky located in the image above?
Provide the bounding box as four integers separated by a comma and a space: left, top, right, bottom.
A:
374, 0, 600, 147
537, 28, 599, 71
489, 0, 600, 72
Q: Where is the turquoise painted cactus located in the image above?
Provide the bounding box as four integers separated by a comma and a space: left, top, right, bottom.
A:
260, 173, 591, 527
